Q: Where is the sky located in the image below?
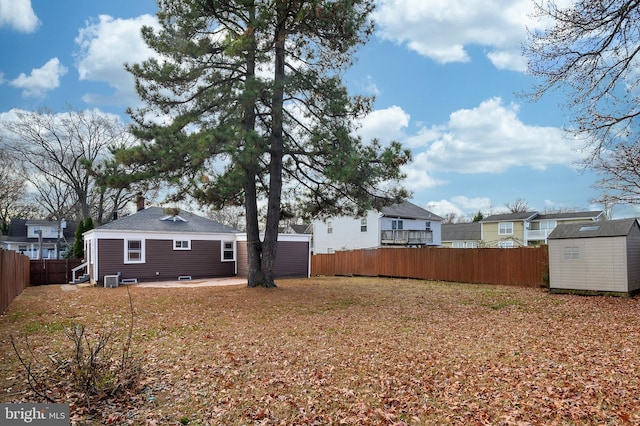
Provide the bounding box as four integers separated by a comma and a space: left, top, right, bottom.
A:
0, 0, 635, 220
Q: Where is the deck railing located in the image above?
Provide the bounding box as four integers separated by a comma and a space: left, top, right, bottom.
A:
380, 230, 433, 245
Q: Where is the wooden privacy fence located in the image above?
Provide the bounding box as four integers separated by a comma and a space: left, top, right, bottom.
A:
1, 249, 30, 314
311, 246, 549, 288
30, 259, 83, 286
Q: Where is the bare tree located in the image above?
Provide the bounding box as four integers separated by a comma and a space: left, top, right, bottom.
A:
206, 206, 246, 231
441, 213, 458, 224
3, 107, 138, 223
524, 1, 640, 162
592, 143, 640, 205
505, 198, 531, 213
0, 147, 31, 233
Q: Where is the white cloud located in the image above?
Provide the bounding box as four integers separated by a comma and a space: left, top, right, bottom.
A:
0, 0, 40, 33
426, 196, 494, 219
374, 0, 543, 72
402, 167, 446, 191
74, 14, 159, 105
357, 105, 410, 143
425, 199, 465, 218
10, 58, 67, 98
407, 97, 585, 176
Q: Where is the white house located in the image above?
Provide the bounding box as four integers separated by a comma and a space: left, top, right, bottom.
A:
312, 201, 442, 254
1, 218, 75, 259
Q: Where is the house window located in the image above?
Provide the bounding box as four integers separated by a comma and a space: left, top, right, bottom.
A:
360, 218, 367, 232
392, 220, 403, 230
222, 241, 235, 261
425, 221, 431, 230
327, 221, 333, 234
327, 248, 335, 254
467, 241, 478, 248
174, 240, 190, 250
564, 246, 580, 260
452, 242, 464, 248
125, 239, 145, 263
498, 222, 513, 235
498, 240, 514, 248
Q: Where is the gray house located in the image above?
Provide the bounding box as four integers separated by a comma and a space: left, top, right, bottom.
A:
547, 218, 640, 296
441, 222, 482, 248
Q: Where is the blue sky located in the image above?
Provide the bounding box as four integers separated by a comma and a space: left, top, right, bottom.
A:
0, 0, 633, 219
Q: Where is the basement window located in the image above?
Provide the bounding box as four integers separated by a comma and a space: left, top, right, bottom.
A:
174, 240, 191, 250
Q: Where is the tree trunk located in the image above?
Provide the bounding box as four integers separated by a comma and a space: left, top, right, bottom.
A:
260, 4, 287, 288
242, 2, 268, 288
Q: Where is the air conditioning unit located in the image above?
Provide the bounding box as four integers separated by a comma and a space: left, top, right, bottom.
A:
104, 275, 119, 288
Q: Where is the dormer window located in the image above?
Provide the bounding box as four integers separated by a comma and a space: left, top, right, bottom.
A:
160, 215, 187, 222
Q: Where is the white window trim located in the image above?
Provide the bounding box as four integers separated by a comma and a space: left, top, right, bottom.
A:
124, 238, 145, 264
221, 240, 235, 262
327, 221, 333, 234
498, 222, 514, 235
360, 218, 367, 232
173, 239, 191, 250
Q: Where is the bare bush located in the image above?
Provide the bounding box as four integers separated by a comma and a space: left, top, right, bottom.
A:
10, 288, 140, 409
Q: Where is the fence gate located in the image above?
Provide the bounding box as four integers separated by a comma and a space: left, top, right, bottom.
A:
30, 259, 83, 285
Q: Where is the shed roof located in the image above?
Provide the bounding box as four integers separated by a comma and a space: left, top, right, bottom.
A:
547, 218, 638, 240
380, 201, 442, 221
441, 222, 481, 241
93, 207, 240, 234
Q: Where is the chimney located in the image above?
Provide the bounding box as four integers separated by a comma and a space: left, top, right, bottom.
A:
112, 210, 118, 221
136, 194, 145, 212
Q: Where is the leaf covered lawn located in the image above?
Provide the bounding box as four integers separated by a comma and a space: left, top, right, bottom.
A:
1, 277, 640, 425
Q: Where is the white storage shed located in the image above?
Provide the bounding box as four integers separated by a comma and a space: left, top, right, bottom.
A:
547, 218, 640, 296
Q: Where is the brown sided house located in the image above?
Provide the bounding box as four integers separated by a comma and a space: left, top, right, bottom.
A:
547, 218, 640, 296
83, 206, 311, 286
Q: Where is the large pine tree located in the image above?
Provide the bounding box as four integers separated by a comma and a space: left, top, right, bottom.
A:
115, 0, 410, 287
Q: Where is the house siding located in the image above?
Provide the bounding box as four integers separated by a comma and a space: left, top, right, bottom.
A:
237, 242, 248, 277
549, 236, 628, 293
482, 221, 527, 247
626, 225, 640, 292
235, 239, 310, 278
97, 238, 234, 284
273, 241, 310, 277
313, 211, 380, 254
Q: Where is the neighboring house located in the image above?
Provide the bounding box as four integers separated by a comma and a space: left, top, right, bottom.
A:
1, 218, 77, 259
481, 210, 605, 248
547, 218, 640, 296
312, 201, 443, 254
83, 206, 311, 286
441, 222, 482, 248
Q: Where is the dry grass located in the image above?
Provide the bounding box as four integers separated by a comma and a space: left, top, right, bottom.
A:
1, 277, 640, 425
